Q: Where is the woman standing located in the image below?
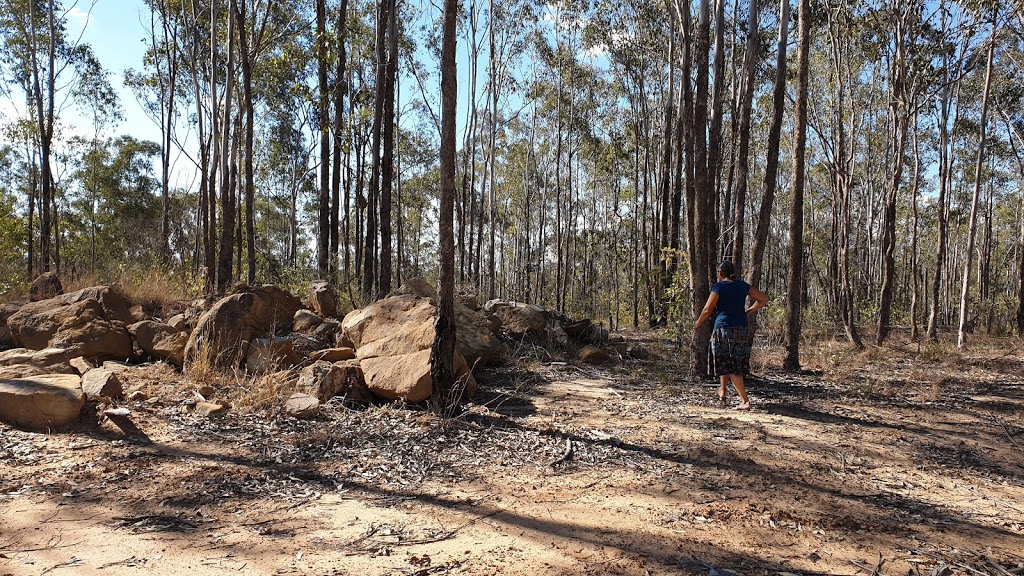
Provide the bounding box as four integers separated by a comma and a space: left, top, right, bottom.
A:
693, 260, 769, 410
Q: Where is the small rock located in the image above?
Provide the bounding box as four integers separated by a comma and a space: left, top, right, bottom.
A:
293, 309, 324, 332
245, 337, 301, 374
195, 401, 227, 417
308, 281, 339, 318
165, 314, 188, 331
627, 343, 651, 360
29, 272, 63, 302
197, 385, 215, 398
70, 356, 95, 376
103, 407, 131, 417
285, 393, 320, 419
82, 369, 124, 399
577, 345, 611, 366
127, 390, 149, 401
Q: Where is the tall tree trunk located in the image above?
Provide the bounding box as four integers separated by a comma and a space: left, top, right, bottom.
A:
689, 0, 713, 377
317, 0, 331, 279
431, 0, 459, 415
909, 120, 921, 341
331, 0, 349, 280
379, 0, 398, 297
234, 0, 256, 285
783, 0, 810, 371
364, 0, 388, 297
730, 0, 759, 275
658, 9, 676, 316
217, 2, 236, 292
957, 19, 996, 349
748, 0, 788, 289
707, 0, 727, 267
486, 0, 499, 300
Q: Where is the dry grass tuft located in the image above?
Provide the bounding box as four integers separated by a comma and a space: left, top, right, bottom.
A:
64, 267, 196, 316
227, 369, 302, 413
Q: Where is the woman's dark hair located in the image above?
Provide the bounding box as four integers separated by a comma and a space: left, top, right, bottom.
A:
717, 260, 736, 279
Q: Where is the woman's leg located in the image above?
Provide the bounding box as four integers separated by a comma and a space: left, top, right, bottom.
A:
718, 376, 728, 404
728, 374, 751, 409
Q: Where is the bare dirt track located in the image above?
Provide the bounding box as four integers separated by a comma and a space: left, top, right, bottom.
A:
2, 335, 1023, 576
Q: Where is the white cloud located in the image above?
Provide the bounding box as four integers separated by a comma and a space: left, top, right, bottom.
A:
66, 5, 94, 31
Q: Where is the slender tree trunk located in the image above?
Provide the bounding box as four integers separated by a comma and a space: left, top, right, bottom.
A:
217, 2, 236, 292
364, 0, 388, 297
730, 0, 758, 275
233, 0, 256, 285
910, 120, 921, 341
958, 20, 996, 349
689, 0, 713, 377
431, 0, 459, 414
331, 0, 349, 280
379, 0, 397, 297
316, 0, 331, 279
748, 0, 788, 289
783, 0, 810, 371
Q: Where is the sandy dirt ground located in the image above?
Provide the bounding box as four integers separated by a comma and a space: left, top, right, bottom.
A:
2, 335, 1023, 576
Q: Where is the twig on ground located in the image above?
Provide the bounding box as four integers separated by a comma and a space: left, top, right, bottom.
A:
986, 411, 1022, 451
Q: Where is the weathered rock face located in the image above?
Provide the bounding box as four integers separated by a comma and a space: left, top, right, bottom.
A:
484, 300, 547, 338
293, 309, 323, 332
29, 272, 63, 302
128, 321, 188, 366
0, 374, 84, 429
360, 349, 477, 403
70, 357, 95, 375
0, 347, 76, 374
285, 393, 320, 419
81, 368, 124, 399
297, 360, 373, 403
245, 337, 301, 374
183, 285, 301, 370
307, 281, 338, 318
344, 294, 497, 367
165, 314, 188, 331
7, 287, 134, 360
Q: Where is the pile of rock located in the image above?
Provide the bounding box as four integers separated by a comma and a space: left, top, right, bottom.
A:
0, 274, 643, 429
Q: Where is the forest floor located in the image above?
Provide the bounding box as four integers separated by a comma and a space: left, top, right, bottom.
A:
2, 332, 1023, 576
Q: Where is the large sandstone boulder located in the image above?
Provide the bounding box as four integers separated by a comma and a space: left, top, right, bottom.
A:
343, 294, 498, 367
7, 286, 133, 360
183, 285, 301, 370
0, 374, 84, 429
128, 321, 188, 366
297, 360, 373, 403
360, 349, 476, 403
307, 281, 338, 318
0, 348, 77, 374
29, 272, 63, 302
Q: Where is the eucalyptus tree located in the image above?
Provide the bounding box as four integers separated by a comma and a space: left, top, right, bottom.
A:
0, 0, 106, 274
782, 0, 810, 371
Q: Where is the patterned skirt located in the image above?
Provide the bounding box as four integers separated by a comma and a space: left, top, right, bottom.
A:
709, 325, 752, 377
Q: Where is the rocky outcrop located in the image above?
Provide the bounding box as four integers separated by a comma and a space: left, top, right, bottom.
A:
183, 285, 301, 370
0, 374, 84, 429
1, 303, 21, 348
7, 286, 133, 360
29, 272, 63, 302
577, 345, 611, 366
307, 281, 338, 318
128, 321, 188, 366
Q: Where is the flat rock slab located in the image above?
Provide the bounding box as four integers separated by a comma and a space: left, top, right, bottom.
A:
0, 374, 84, 429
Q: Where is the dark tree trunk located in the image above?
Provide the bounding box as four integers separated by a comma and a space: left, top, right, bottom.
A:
730, 0, 759, 275
379, 0, 398, 297
431, 0, 459, 415
317, 0, 331, 279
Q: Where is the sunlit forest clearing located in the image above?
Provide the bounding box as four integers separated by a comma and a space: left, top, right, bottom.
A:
1, 0, 1023, 574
